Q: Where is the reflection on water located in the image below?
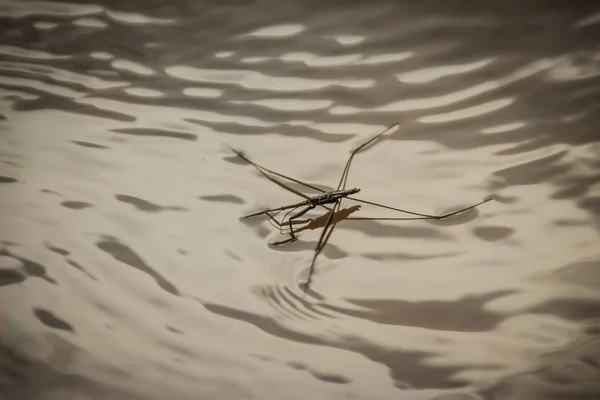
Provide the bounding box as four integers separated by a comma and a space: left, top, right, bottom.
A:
1, 0, 600, 399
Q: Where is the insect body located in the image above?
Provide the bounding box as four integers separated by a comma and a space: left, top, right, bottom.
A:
311, 188, 360, 206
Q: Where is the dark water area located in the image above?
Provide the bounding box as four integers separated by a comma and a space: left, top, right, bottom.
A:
1, 1, 600, 399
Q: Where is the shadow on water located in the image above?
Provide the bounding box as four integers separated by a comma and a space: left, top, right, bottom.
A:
95, 235, 180, 295
202, 299, 490, 389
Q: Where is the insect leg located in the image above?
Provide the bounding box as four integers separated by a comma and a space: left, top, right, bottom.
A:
272, 203, 316, 246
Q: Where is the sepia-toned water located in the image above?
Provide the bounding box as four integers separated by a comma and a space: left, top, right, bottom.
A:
1, 1, 599, 399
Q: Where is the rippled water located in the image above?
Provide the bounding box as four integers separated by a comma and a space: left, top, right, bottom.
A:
1, 1, 600, 399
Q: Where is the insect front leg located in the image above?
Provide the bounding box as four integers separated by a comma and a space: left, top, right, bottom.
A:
265, 210, 313, 234
271, 203, 316, 246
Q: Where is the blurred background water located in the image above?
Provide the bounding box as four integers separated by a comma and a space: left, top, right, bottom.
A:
1, 1, 600, 399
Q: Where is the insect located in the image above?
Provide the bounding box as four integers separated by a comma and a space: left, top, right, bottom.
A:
233, 124, 494, 293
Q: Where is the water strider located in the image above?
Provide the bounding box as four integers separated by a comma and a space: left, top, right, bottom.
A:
233, 123, 494, 293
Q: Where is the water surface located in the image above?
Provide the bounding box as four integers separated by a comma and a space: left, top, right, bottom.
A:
1, 1, 600, 399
